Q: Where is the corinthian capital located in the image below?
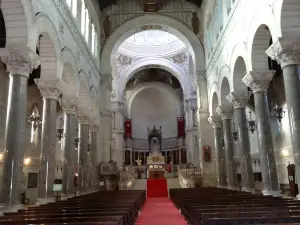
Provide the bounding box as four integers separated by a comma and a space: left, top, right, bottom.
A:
266, 38, 300, 68
242, 72, 273, 93
195, 71, 206, 84
226, 92, 248, 109
62, 97, 78, 114
216, 106, 233, 120
38, 82, 61, 100
208, 116, 221, 128
1, 48, 40, 77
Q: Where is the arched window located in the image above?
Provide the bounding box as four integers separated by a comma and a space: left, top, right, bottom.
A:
91, 23, 96, 54
81, 1, 86, 35
85, 7, 90, 43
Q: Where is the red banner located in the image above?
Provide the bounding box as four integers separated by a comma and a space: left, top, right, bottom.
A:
177, 117, 185, 137
124, 119, 132, 139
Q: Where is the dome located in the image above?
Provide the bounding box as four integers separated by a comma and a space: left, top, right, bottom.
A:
118, 30, 186, 57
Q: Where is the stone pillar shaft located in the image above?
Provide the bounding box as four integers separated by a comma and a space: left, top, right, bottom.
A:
62, 113, 77, 194
234, 108, 255, 192
0, 74, 28, 205
222, 118, 239, 189
90, 130, 98, 188
254, 91, 280, 195
209, 116, 227, 187
38, 97, 58, 199
78, 121, 89, 192
282, 65, 300, 194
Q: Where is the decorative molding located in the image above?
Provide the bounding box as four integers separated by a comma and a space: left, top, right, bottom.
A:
38, 83, 61, 100
52, 0, 100, 81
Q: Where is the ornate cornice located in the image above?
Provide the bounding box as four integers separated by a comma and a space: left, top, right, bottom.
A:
266, 38, 300, 68
1, 48, 40, 77
242, 72, 273, 93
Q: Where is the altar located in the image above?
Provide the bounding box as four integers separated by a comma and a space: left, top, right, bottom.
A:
146, 126, 166, 179
147, 152, 165, 179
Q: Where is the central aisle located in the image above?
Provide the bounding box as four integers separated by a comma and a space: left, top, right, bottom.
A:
135, 198, 188, 225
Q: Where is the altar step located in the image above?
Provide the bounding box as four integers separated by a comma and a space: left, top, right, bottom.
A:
147, 178, 168, 198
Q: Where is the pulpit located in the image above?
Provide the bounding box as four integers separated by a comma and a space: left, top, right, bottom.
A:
147, 152, 165, 179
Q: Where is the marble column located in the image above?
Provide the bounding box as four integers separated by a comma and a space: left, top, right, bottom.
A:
77, 116, 89, 192
0, 49, 40, 206
100, 112, 112, 162
38, 85, 61, 200
209, 116, 227, 188
227, 92, 255, 192
216, 106, 239, 190
90, 125, 98, 189
243, 72, 281, 196
267, 41, 300, 197
62, 102, 77, 195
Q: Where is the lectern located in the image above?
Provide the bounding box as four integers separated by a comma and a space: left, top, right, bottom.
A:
287, 164, 298, 197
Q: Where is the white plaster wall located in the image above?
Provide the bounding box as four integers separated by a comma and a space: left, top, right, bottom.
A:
130, 86, 181, 139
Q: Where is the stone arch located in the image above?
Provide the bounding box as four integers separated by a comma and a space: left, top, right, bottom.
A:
119, 58, 187, 98
1, 0, 34, 47
218, 66, 232, 108
100, 14, 205, 75
275, 0, 300, 37
246, 4, 279, 72
230, 43, 249, 93
78, 70, 91, 109
248, 24, 274, 72
61, 47, 79, 95
126, 82, 181, 118
209, 82, 219, 116
232, 56, 249, 94
33, 13, 62, 81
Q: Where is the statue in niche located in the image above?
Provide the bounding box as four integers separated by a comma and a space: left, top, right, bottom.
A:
192, 12, 200, 35
103, 15, 111, 39
151, 138, 159, 153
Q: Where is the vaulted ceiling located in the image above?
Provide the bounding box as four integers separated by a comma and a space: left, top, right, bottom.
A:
97, 0, 203, 11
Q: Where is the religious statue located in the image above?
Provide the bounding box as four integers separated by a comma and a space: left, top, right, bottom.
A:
192, 12, 200, 35
103, 15, 111, 39
151, 138, 159, 153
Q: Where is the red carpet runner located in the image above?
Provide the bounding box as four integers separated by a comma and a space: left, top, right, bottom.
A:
146, 178, 168, 198
135, 198, 187, 225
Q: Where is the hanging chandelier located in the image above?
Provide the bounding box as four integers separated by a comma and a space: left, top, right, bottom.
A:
57, 94, 64, 143
272, 101, 285, 123
232, 122, 238, 143
28, 113, 41, 132
88, 143, 92, 152
220, 138, 225, 149
248, 111, 256, 133
74, 137, 80, 149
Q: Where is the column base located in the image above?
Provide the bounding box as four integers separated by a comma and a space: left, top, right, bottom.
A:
35, 198, 55, 206
227, 186, 240, 191
241, 187, 255, 193
0, 204, 24, 215
217, 185, 227, 189
262, 190, 282, 197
